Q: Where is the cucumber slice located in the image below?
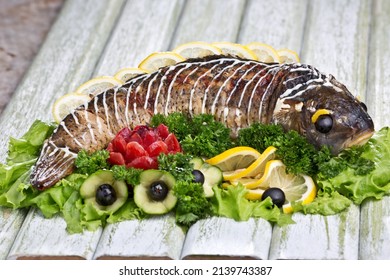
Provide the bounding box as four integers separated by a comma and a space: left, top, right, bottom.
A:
80, 170, 128, 214
190, 158, 223, 197
133, 169, 177, 215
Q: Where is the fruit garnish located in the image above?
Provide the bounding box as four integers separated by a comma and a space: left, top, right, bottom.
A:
277, 48, 300, 63
246, 42, 280, 63
190, 157, 223, 197
172, 41, 222, 59
212, 42, 258, 60
107, 124, 181, 169
205, 146, 261, 172
51, 92, 90, 123
75, 76, 123, 96
222, 146, 277, 181
114, 67, 148, 83
138, 51, 185, 72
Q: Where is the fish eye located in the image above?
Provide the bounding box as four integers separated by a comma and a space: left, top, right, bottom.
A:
315, 115, 333, 133
360, 102, 368, 111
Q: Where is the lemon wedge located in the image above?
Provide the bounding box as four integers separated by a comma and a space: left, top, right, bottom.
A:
205, 146, 261, 172
138, 52, 185, 72
212, 42, 258, 60
75, 76, 123, 96
223, 146, 277, 181
52, 92, 90, 123
173, 41, 222, 59
246, 42, 280, 63
254, 160, 316, 213
114, 68, 148, 83
277, 48, 300, 64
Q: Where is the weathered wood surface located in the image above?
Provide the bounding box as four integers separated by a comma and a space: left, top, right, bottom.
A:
0, 0, 389, 260
0, 0, 125, 259
268, 0, 371, 260
359, 0, 390, 260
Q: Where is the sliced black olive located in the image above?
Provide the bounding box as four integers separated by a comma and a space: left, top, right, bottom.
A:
96, 184, 117, 206
148, 180, 169, 201
315, 114, 333, 134
262, 188, 286, 208
192, 169, 205, 184
360, 102, 368, 111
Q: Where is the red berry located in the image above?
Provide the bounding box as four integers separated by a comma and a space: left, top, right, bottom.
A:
111, 134, 127, 154
164, 133, 181, 153
127, 156, 158, 170
125, 142, 148, 163
128, 132, 144, 145
143, 130, 159, 148
108, 152, 125, 165
155, 124, 169, 139
146, 140, 168, 157
117, 127, 132, 142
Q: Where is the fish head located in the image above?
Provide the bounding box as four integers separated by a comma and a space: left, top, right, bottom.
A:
299, 81, 375, 154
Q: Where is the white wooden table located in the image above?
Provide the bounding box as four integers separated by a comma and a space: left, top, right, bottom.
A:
1, 0, 389, 260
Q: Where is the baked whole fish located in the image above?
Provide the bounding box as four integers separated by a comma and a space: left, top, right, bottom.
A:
30, 55, 374, 190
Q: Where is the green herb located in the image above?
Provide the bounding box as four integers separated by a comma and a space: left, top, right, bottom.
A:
74, 149, 110, 175
157, 153, 194, 182
174, 181, 212, 227
111, 165, 142, 186
151, 113, 234, 158
237, 123, 328, 176
210, 184, 294, 226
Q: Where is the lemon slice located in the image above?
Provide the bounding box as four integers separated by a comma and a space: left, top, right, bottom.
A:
212, 42, 258, 60
206, 146, 261, 172
173, 41, 222, 59
138, 52, 185, 72
246, 42, 280, 63
256, 160, 316, 213
114, 68, 148, 83
277, 48, 300, 64
75, 76, 123, 96
223, 146, 277, 181
245, 188, 265, 201
52, 93, 90, 123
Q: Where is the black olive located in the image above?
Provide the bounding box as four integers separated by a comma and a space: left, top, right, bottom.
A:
360, 102, 368, 111
148, 180, 169, 201
192, 169, 205, 184
315, 114, 333, 134
262, 188, 286, 208
96, 184, 117, 206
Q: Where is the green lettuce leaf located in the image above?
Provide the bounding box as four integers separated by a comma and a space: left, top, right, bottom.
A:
211, 184, 294, 226
316, 127, 390, 204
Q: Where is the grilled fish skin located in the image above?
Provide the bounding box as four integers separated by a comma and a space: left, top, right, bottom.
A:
30, 55, 374, 190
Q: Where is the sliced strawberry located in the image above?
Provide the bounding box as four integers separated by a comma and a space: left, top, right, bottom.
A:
117, 127, 132, 142
125, 142, 148, 163
155, 124, 169, 139
143, 130, 159, 148
108, 152, 125, 165
107, 142, 114, 152
146, 140, 168, 157
164, 133, 181, 153
127, 156, 158, 170
128, 132, 144, 145
111, 134, 127, 154
133, 125, 151, 138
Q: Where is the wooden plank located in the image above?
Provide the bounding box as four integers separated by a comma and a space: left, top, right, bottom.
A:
181, 217, 272, 260
269, 207, 360, 259
0, 208, 27, 259
94, 214, 185, 260
7, 208, 101, 260
91, 0, 186, 259
1, 0, 125, 259
169, 0, 246, 48
237, 0, 308, 50
359, 0, 390, 260
269, 0, 371, 260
